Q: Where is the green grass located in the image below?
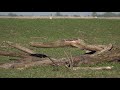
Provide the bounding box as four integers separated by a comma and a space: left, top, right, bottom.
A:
0, 18, 120, 78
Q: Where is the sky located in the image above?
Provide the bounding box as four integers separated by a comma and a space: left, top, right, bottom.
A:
0, 12, 119, 16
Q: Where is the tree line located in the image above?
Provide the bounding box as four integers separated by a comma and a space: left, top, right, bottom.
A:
0, 12, 120, 17
92, 12, 120, 17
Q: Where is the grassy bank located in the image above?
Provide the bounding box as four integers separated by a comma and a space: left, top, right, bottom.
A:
0, 18, 120, 78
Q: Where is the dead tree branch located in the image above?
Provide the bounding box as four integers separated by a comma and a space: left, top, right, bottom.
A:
4, 41, 35, 54
0, 51, 29, 58
0, 39, 120, 69
0, 41, 59, 69
30, 39, 113, 56
72, 66, 114, 70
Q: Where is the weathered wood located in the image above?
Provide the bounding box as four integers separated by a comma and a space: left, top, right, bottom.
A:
0, 39, 120, 69
0, 51, 29, 58
72, 66, 113, 70
0, 57, 64, 69
5, 41, 35, 54
0, 50, 120, 69
0, 54, 118, 69
0, 41, 59, 68
30, 39, 112, 54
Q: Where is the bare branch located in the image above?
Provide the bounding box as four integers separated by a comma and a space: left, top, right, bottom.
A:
4, 41, 35, 54
0, 51, 29, 58
72, 66, 114, 70
30, 39, 110, 52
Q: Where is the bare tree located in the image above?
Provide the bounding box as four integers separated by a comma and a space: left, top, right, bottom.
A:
8, 13, 17, 17
55, 12, 62, 16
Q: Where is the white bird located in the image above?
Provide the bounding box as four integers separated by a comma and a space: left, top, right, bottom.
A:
49, 16, 52, 19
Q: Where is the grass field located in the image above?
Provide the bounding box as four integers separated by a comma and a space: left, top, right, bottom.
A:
0, 18, 120, 78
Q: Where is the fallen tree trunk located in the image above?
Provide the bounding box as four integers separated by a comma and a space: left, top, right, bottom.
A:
30, 39, 107, 51
0, 41, 60, 69
30, 39, 113, 56
0, 39, 120, 69
0, 52, 119, 69
29, 39, 120, 64
4, 41, 36, 54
